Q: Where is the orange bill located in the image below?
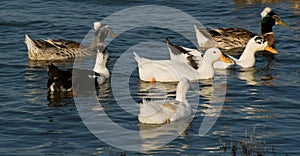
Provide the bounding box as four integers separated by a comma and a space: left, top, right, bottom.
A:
220, 53, 232, 63
264, 45, 278, 54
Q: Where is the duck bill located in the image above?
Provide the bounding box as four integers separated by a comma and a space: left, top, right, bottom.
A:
264, 45, 278, 54
110, 32, 118, 38
276, 19, 288, 27
220, 53, 232, 63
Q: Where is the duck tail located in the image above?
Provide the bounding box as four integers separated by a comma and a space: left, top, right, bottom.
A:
133, 51, 142, 64
24, 34, 36, 50
139, 99, 160, 117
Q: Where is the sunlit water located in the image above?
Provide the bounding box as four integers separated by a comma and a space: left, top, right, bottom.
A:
0, 0, 299, 155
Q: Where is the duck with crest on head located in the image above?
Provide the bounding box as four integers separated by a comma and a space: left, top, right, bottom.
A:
24, 22, 117, 60
47, 42, 110, 93
167, 27, 278, 69
209, 7, 288, 53
213, 35, 278, 69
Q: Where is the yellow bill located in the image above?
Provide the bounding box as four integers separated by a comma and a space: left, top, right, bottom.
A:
277, 19, 288, 27
220, 54, 232, 63
110, 32, 118, 38
264, 45, 278, 54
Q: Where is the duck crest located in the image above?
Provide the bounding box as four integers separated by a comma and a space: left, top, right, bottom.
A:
254, 36, 266, 44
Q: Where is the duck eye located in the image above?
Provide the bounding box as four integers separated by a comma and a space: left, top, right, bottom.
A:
254, 36, 265, 44
272, 15, 279, 19
213, 51, 216, 54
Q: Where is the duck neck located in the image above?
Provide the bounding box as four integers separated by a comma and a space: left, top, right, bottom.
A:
197, 55, 215, 79
89, 28, 108, 51
175, 86, 188, 104
238, 43, 256, 67
93, 51, 109, 78
89, 32, 99, 50
261, 17, 275, 34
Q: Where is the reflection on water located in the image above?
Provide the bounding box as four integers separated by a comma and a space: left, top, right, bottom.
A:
47, 92, 74, 107
27, 59, 76, 68
238, 68, 258, 85
238, 67, 274, 86
138, 81, 177, 101
233, 0, 300, 13
1, 0, 299, 154
138, 117, 192, 152
46, 80, 111, 107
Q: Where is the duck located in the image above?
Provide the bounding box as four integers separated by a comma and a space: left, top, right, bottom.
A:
24, 22, 116, 60
47, 46, 109, 92
138, 78, 194, 124
209, 7, 288, 52
167, 35, 278, 69
133, 47, 232, 82
213, 35, 277, 69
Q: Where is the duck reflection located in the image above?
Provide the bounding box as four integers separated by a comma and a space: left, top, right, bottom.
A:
233, 0, 300, 11
46, 80, 110, 107
238, 68, 258, 85
238, 67, 274, 86
138, 81, 177, 100
47, 92, 74, 107
138, 116, 192, 152
139, 80, 201, 109
27, 59, 75, 68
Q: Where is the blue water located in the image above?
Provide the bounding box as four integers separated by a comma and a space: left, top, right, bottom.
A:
1, 0, 300, 155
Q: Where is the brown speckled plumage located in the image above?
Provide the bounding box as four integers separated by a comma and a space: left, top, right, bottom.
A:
24, 34, 92, 60
24, 22, 115, 60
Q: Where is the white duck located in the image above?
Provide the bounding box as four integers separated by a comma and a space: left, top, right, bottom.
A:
134, 48, 231, 82
167, 35, 278, 69
213, 35, 277, 69
138, 78, 193, 124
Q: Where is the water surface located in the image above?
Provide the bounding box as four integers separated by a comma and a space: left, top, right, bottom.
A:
0, 0, 299, 155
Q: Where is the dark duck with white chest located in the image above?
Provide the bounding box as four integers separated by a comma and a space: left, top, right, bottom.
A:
209, 7, 288, 52
47, 45, 109, 93
24, 22, 116, 60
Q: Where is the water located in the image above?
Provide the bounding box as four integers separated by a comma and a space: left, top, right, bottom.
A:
1, 0, 300, 155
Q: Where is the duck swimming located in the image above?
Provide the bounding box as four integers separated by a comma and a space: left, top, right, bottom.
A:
138, 78, 194, 124
209, 7, 287, 52
167, 35, 277, 69
134, 48, 231, 82
213, 35, 278, 69
25, 22, 116, 60
47, 46, 109, 92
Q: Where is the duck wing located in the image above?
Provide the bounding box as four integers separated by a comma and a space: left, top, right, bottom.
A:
44, 39, 80, 50
209, 28, 257, 52
166, 38, 202, 70
194, 24, 215, 51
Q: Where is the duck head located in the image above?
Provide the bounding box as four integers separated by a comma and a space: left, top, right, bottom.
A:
249, 36, 278, 54
204, 48, 232, 64
94, 22, 118, 42
90, 22, 118, 51
260, 7, 288, 34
